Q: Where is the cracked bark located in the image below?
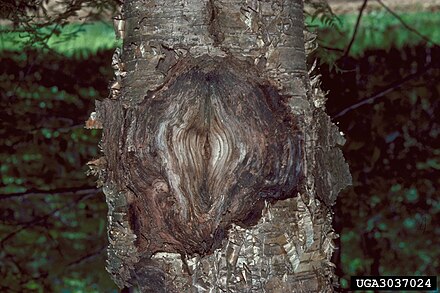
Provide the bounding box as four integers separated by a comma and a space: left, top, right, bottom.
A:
88, 0, 351, 292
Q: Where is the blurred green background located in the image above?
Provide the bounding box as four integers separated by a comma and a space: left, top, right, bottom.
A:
0, 3, 439, 292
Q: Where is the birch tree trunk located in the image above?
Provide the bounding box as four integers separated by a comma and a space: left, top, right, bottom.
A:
88, 0, 351, 292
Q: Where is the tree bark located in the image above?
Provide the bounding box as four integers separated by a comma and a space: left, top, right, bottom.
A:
88, 0, 351, 292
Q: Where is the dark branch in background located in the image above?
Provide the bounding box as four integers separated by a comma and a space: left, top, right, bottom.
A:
0, 286, 20, 293
29, 124, 85, 133
0, 186, 100, 200
376, 0, 440, 48
68, 245, 106, 267
330, 0, 440, 118
0, 192, 96, 247
332, 63, 433, 119
320, 44, 344, 52
344, 0, 368, 57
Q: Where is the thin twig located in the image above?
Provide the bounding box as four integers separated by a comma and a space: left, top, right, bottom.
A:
320, 44, 344, 53
0, 186, 100, 200
376, 0, 440, 48
332, 64, 433, 119
67, 246, 106, 267
344, 0, 368, 57
0, 193, 96, 247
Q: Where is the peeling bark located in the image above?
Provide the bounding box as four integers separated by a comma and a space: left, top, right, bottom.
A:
90, 0, 351, 292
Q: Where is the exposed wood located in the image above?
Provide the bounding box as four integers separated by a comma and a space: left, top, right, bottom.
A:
100, 55, 304, 256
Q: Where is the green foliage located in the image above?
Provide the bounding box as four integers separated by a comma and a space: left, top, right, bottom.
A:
305, 0, 341, 29
0, 50, 117, 292
2, 10, 439, 61
307, 11, 440, 63
0, 22, 121, 58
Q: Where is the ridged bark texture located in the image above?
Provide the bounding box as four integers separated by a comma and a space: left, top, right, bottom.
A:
88, 0, 351, 292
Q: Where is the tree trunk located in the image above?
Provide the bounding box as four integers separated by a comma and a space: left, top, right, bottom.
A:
88, 0, 351, 292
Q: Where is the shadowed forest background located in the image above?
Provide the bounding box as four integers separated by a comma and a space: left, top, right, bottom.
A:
0, 0, 439, 291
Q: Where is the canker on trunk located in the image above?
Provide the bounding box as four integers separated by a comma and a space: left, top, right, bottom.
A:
101, 55, 304, 257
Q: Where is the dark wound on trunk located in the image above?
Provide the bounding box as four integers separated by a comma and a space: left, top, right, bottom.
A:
101, 55, 303, 258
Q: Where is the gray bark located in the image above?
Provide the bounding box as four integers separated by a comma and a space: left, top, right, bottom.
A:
88, 0, 351, 292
